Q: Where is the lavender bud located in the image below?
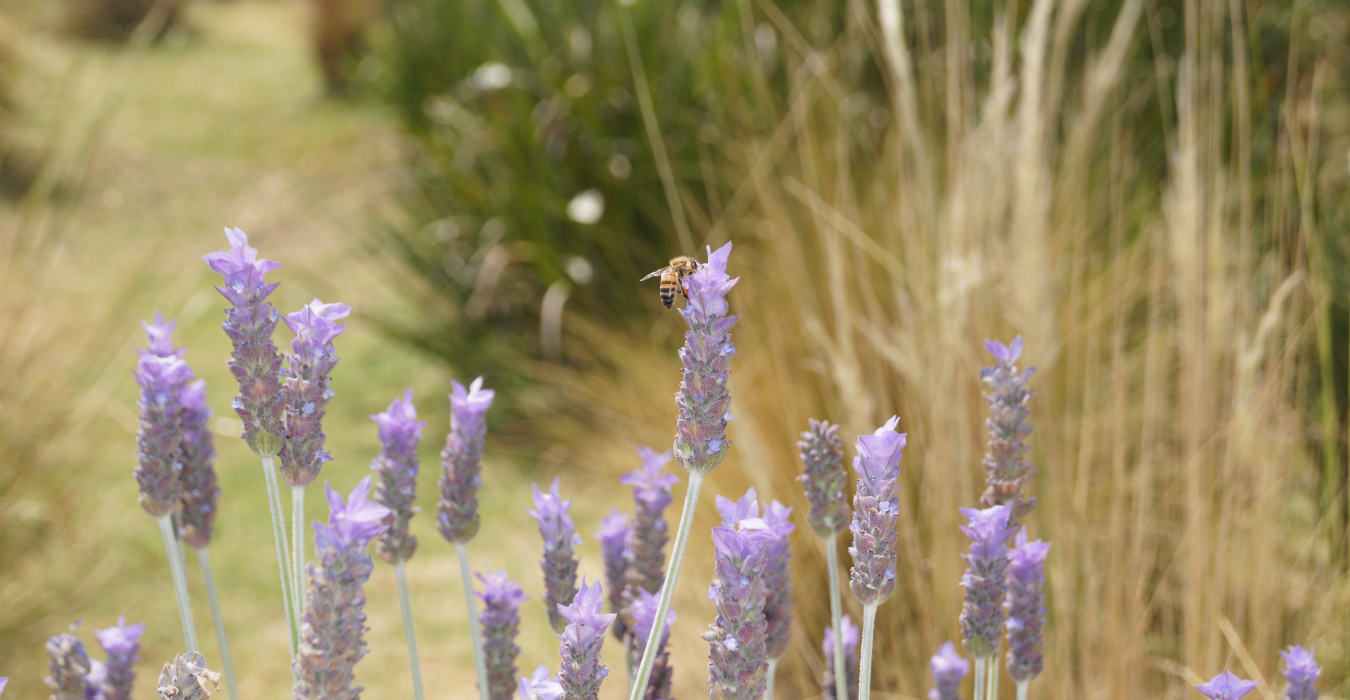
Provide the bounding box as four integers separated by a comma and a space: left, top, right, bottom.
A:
797, 419, 849, 538
85, 661, 108, 700
822, 615, 860, 700
1195, 672, 1260, 700
370, 388, 426, 563
704, 526, 768, 700
278, 300, 350, 487
958, 504, 1016, 659
673, 243, 739, 475
438, 377, 494, 544
46, 629, 92, 700
556, 578, 617, 700
716, 488, 795, 659
178, 380, 220, 549
847, 417, 905, 606
478, 571, 528, 700
156, 652, 221, 699
294, 478, 390, 698
529, 478, 582, 633
621, 448, 678, 622
517, 666, 563, 700
133, 315, 195, 518
979, 337, 1037, 528
203, 228, 287, 456
93, 617, 145, 700
628, 587, 675, 700
1280, 646, 1320, 700
595, 509, 631, 640
928, 642, 969, 700
1005, 528, 1050, 682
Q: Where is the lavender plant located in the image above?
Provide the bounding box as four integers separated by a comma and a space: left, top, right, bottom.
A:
822, 615, 859, 700
958, 504, 1016, 700
847, 417, 906, 700
1280, 646, 1320, 700
0, 678, 7, 697
478, 571, 528, 700
979, 337, 1036, 529
369, 388, 428, 700
294, 477, 390, 699
92, 618, 144, 700
621, 448, 678, 615
628, 587, 675, 700
156, 652, 221, 699
517, 666, 564, 700
529, 478, 582, 633
928, 643, 970, 700
45, 628, 92, 700
596, 508, 631, 640
704, 525, 768, 700
631, 242, 739, 700
557, 578, 617, 700
1195, 672, 1260, 700
1005, 529, 1050, 700
798, 418, 850, 700
437, 376, 495, 700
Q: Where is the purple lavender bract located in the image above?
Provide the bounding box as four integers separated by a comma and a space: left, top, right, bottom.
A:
1005, 528, 1050, 682
203, 228, 287, 456
1196, 672, 1260, 700
529, 478, 581, 633
1280, 646, 1320, 700
157, 652, 220, 699
556, 578, 616, 700
704, 526, 768, 700
822, 615, 859, 700
517, 666, 563, 700
178, 379, 221, 549
797, 419, 849, 538
622, 448, 678, 619
478, 571, 527, 700
979, 337, 1037, 528
958, 504, 1016, 659
294, 477, 390, 699
596, 508, 630, 640
928, 642, 969, 700
370, 388, 426, 563
438, 377, 494, 544
278, 299, 350, 487
673, 243, 739, 475
46, 630, 92, 700
629, 587, 675, 700
93, 617, 144, 700
134, 316, 195, 518
847, 417, 905, 606
716, 487, 795, 659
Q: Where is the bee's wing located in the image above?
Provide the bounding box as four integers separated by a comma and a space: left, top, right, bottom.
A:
640, 267, 671, 281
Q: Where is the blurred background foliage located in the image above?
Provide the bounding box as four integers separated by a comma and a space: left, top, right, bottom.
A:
1, 0, 1349, 698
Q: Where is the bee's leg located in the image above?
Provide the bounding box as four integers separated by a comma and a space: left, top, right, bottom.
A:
679, 281, 690, 300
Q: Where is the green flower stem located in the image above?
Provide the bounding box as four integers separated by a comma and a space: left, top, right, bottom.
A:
260, 454, 298, 661
628, 470, 705, 700
1015, 680, 1027, 700
196, 548, 239, 700
988, 656, 1000, 700
456, 542, 490, 700
764, 658, 778, 700
292, 485, 307, 613
156, 514, 198, 652
973, 658, 986, 700
857, 603, 877, 700
396, 559, 426, 700
825, 536, 848, 700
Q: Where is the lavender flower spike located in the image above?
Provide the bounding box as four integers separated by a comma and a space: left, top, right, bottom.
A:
294, 477, 390, 699
798, 419, 849, 537
848, 417, 906, 607
822, 615, 860, 700
93, 617, 144, 700
518, 666, 563, 700
478, 571, 527, 700
980, 336, 1037, 528
596, 509, 631, 640
530, 478, 582, 633
438, 377, 495, 543
371, 388, 426, 563
203, 228, 286, 456
0, 678, 7, 697
46, 628, 92, 700
1195, 672, 1260, 700
557, 578, 617, 700
1281, 646, 1320, 700
622, 448, 678, 609
1005, 528, 1050, 684
178, 380, 221, 549
157, 652, 221, 699
133, 318, 195, 517
673, 242, 739, 475
278, 299, 351, 488
629, 587, 675, 700
704, 526, 768, 700
928, 642, 969, 700
959, 504, 1016, 660
716, 488, 796, 659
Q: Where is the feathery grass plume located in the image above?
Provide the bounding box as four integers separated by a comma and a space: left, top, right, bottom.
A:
848, 417, 905, 606
628, 588, 675, 700
798, 419, 849, 537
478, 571, 527, 700
673, 242, 739, 475
959, 504, 1016, 660
46, 628, 91, 700
517, 666, 563, 700
715, 488, 795, 659
530, 478, 582, 633
438, 377, 494, 543
704, 525, 768, 700
277, 300, 350, 487
1280, 646, 1320, 700
621, 448, 677, 615
92, 618, 144, 700
294, 477, 390, 699
202, 228, 285, 456
177, 380, 219, 550
1195, 672, 1260, 700
596, 509, 631, 640
370, 388, 426, 563
156, 652, 221, 699
928, 643, 969, 700
822, 615, 860, 700
133, 317, 194, 517
1005, 529, 1050, 684
979, 337, 1037, 529
556, 578, 616, 700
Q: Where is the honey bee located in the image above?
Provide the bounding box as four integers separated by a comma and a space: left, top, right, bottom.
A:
641, 256, 700, 308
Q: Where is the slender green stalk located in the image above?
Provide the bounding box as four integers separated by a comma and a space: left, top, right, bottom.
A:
196, 548, 239, 700
629, 470, 705, 700
825, 537, 848, 700
157, 514, 199, 652
292, 485, 308, 614
395, 559, 426, 700
973, 658, 986, 700
1015, 680, 1028, 700
857, 603, 877, 700
260, 455, 298, 660
764, 658, 778, 700
987, 657, 1000, 700
456, 542, 490, 700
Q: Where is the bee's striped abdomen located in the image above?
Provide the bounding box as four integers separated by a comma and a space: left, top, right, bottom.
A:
659, 276, 679, 308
